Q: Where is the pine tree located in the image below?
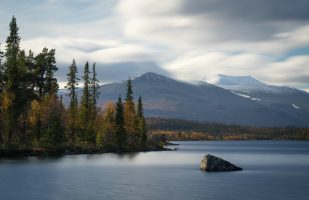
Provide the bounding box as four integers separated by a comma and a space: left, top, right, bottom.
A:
2, 16, 23, 149
79, 62, 94, 144
65, 59, 79, 143
4, 17, 20, 93
124, 78, 138, 149
34, 48, 58, 99
137, 96, 147, 149
90, 62, 100, 121
125, 78, 133, 102
115, 96, 126, 150
45, 49, 58, 95
80, 62, 90, 116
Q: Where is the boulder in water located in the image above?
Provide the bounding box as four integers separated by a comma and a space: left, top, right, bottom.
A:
200, 154, 242, 172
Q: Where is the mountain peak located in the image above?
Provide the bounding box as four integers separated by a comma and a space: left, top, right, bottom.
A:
209, 74, 265, 86
135, 72, 172, 81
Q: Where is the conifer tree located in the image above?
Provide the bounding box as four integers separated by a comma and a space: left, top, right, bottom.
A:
125, 78, 133, 102
124, 78, 138, 148
137, 96, 147, 149
45, 49, 58, 95
80, 62, 90, 116
115, 96, 126, 150
65, 59, 79, 143
90, 62, 100, 120
2, 16, 22, 149
79, 62, 94, 144
34, 48, 58, 99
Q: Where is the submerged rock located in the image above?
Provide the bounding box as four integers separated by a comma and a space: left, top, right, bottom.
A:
200, 154, 242, 172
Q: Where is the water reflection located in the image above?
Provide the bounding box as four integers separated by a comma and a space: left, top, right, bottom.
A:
1, 141, 309, 200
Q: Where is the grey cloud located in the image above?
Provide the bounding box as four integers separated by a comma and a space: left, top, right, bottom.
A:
181, 0, 309, 22
66, 44, 107, 53
177, 0, 309, 41
56, 61, 170, 83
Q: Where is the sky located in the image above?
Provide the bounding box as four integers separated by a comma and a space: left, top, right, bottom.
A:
0, 0, 308, 91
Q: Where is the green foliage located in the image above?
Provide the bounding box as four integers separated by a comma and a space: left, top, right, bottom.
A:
124, 79, 139, 149
115, 96, 126, 150
137, 96, 147, 149
34, 47, 58, 98
39, 95, 66, 149
0, 16, 155, 153
65, 59, 79, 144
125, 78, 133, 102
79, 62, 95, 145
2, 16, 29, 149
90, 62, 100, 120
96, 102, 116, 149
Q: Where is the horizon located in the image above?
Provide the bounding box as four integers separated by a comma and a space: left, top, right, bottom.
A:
58, 71, 308, 92
0, 0, 308, 91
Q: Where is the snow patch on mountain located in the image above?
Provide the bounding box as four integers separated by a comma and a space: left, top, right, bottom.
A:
232, 92, 261, 101
292, 104, 300, 109
206, 74, 302, 94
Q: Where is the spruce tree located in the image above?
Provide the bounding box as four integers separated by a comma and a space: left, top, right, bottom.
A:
90, 62, 100, 120
2, 16, 22, 149
81, 61, 90, 115
45, 49, 58, 95
137, 96, 147, 149
124, 78, 138, 149
65, 59, 79, 143
125, 78, 133, 102
115, 96, 126, 150
79, 62, 94, 144
4, 17, 20, 91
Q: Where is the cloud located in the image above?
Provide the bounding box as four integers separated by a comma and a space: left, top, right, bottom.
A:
0, 0, 308, 90
164, 51, 309, 87
56, 61, 170, 89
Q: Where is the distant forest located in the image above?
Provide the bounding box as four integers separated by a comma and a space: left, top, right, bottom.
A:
0, 17, 154, 155
147, 118, 309, 141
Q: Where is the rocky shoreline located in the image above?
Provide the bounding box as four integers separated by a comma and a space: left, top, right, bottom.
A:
0, 146, 173, 159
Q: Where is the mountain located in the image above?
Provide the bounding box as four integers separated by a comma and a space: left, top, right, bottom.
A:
207, 74, 301, 94
206, 74, 309, 124
60, 72, 309, 127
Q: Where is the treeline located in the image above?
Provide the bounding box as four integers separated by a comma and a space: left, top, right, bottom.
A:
0, 17, 152, 154
147, 118, 309, 140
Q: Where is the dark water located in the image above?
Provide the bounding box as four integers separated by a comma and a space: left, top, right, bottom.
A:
1, 141, 309, 200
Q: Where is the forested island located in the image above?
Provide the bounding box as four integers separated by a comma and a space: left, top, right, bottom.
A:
0, 17, 163, 158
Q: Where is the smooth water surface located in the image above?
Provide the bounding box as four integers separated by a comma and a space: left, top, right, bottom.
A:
1, 141, 309, 200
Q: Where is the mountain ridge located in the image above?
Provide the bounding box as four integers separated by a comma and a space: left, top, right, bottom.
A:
60, 72, 309, 127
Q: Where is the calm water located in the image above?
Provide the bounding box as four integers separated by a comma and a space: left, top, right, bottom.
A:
1, 141, 309, 200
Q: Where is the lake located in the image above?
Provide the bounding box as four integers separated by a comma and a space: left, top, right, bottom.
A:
1, 141, 309, 200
